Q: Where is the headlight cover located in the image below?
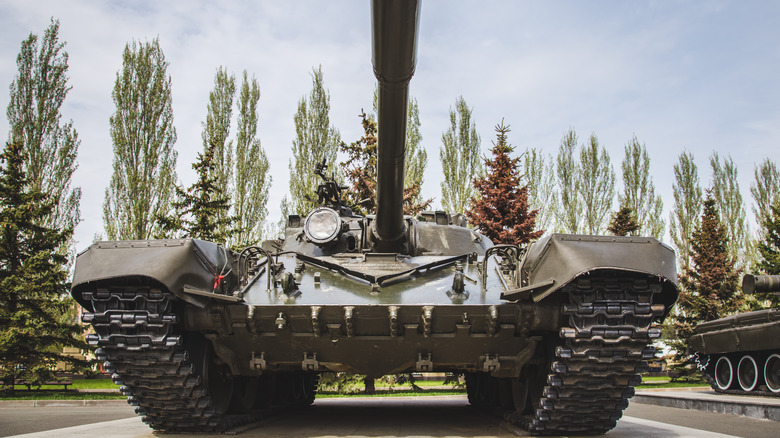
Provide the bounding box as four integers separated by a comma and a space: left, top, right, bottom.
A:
304, 207, 342, 245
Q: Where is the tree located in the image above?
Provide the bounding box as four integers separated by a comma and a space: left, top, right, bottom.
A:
231, 71, 271, 248
578, 133, 615, 235
750, 158, 780, 241
0, 143, 88, 393
523, 148, 557, 234
403, 97, 428, 208
201, 68, 236, 240
673, 193, 742, 362
754, 201, 780, 307
467, 121, 542, 245
340, 112, 431, 216
669, 151, 702, 273
6, 19, 80, 243
440, 96, 481, 214
554, 128, 581, 233
710, 153, 748, 266
103, 38, 178, 240
619, 136, 664, 238
286, 66, 341, 216
607, 205, 639, 236
156, 142, 235, 244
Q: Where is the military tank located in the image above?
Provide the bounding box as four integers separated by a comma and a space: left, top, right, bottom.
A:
70, 0, 678, 434
690, 274, 780, 396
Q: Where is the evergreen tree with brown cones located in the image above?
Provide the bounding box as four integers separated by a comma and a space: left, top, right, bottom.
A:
467, 121, 542, 245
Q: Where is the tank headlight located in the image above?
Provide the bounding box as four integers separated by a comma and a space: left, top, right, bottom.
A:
304, 207, 342, 245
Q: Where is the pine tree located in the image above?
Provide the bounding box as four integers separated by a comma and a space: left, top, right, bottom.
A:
672, 193, 742, 360
607, 205, 639, 236
6, 19, 81, 243
555, 128, 581, 234
669, 151, 702, 273
201, 68, 236, 240
340, 112, 431, 216
287, 66, 341, 216
231, 71, 271, 248
467, 121, 542, 245
619, 136, 664, 238
0, 143, 88, 393
103, 38, 178, 240
579, 133, 615, 235
523, 148, 557, 234
440, 96, 481, 214
710, 153, 748, 266
157, 142, 235, 244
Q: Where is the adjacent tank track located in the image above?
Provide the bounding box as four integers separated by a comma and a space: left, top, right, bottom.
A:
469, 273, 665, 435
82, 284, 259, 432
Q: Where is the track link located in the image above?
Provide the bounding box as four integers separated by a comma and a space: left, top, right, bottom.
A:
83, 285, 256, 432
524, 273, 664, 435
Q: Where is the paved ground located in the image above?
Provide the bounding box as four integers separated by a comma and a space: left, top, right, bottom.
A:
1, 395, 778, 437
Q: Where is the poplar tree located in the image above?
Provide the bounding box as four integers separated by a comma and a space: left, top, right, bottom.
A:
467, 121, 542, 244
404, 98, 428, 208
523, 148, 557, 234
750, 158, 780, 240
286, 66, 341, 216
201, 68, 236, 240
755, 202, 780, 306
440, 96, 481, 214
579, 133, 615, 235
0, 143, 88, 392
669, 151, 702, 273
6, 19, 80, 240
555, 128, 581, 234
710, 153, 748, 265
232, 71, 271, 248
619, 136, 664, 238
103, 38, 178, 240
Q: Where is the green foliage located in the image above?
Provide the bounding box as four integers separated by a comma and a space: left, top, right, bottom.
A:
750, 158, 780, 243
440, 96, 481, 214
467, 121, 542, 244
232, 71, 271, 248
710, 153, 748, 267
404, 98, 428, 208
754, 202, 780, 307
523, 148, 557, 234
287, 66, 341, 217
672, 193, 742, 362
579, 133, 615, 235
0, 143, 89, 394
607, 205, 639, 236
554, 128, 581, 233
669, 151, 702, 273
156, 142, 236, 245
103, 38, 178, 240
619, 136, 664, 238
6, 19, 81, 247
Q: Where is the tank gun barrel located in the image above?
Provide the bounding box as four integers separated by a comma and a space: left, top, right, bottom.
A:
371, 0, 420, 248
742, 274, 780, 295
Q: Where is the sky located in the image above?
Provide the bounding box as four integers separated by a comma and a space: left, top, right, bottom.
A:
0, 0, 778, 253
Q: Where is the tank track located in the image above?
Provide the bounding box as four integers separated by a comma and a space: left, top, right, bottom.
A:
696, 353, 780, 398
82, 285, 258, 432
522, 273, 664, 435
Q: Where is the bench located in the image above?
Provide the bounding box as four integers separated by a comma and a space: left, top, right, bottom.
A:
1, 378, 73, 390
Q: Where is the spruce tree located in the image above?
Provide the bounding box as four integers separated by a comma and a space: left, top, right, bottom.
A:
157, 142, 235, 245
103, 38, 178, 240
6, 19, 81, 243
672, 192, 742, 361
286, 66, 341, 216
440, 96, 481, 215
0, 143, 88, 393
467, 121, 542, 245
607, 205, 639, 236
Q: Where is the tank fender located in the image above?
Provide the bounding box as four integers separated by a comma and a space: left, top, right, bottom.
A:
513, 234, 678, 311
70, 239, 237, 308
